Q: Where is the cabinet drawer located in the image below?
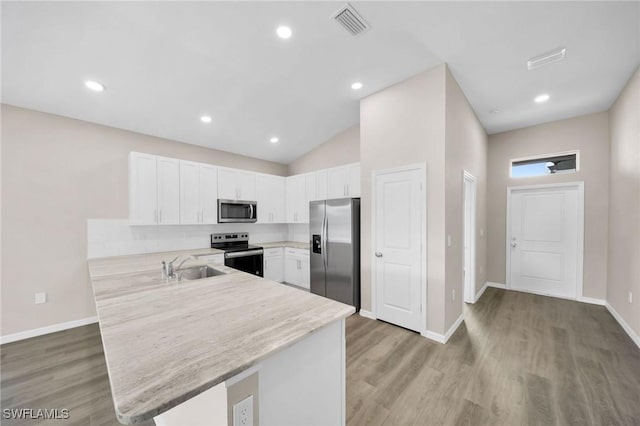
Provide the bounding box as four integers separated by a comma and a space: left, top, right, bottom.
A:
264, 247, 284, 257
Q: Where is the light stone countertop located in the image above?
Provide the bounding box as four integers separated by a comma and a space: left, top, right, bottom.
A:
260, 241, 310, 250
87, 249, 353, 424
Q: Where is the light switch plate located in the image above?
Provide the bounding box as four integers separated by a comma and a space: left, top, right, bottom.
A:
35, 292, 47, 304
233, 395, 253, 426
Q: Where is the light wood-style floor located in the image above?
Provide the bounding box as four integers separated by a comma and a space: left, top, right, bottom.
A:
346, 288, 640, 425
1, 288, 639, 425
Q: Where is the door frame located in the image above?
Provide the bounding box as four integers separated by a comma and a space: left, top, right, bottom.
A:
505, 181, 585, 300
462, 171, 477, 304
370, 163, 427, 334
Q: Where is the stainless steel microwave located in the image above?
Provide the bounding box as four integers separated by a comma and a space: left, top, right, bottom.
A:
218, 199, 257, 223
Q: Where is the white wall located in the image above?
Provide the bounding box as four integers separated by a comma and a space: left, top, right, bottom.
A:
287, 125, 360, 175
607, 67, 640, 338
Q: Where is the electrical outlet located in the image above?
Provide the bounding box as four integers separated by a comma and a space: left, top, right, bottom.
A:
452, 289, 456, 301
35, 292, 47, 304
233, 395, 253, 426
629, 291, 633, 304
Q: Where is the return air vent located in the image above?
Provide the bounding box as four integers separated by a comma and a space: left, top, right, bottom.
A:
333, 3, 370, 36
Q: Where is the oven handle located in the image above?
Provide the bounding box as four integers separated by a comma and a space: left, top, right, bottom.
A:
225, 249, 264, 259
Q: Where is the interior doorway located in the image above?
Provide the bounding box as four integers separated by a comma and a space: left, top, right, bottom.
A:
463, 171, 477, 304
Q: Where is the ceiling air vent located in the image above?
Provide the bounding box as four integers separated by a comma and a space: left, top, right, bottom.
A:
333, 3, 370, 36
527, 47, 567, 71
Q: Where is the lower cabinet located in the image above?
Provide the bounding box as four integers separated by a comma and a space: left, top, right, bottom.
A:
263, 248, 284, 283
284, 248, 310, 290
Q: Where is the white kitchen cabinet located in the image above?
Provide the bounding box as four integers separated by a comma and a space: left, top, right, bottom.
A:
327, 163, 360, 199
311, 169, 328, 201
286, 174, 308, 224
180, 160, 218, 224
218, 168, 256, 201
256, 174, 286, 223
285, 248, 310, 289
129, 152, 180, 225
263, 247, 284, 282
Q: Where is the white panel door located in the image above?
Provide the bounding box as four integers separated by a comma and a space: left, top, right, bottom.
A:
509, 185, 581, 299
374, 168, 423, 332
129, 152, 158, 225
179, 160, 200, 224
199, 164, 218, 224
156, 156, 180, 225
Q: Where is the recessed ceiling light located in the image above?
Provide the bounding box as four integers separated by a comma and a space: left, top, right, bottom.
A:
534, 94, 550, 103
85, 80, 105, 92
200, 115, 212, 123
276, 26, 292, 39
351, 82, 363, 90
270, 137, 279, 143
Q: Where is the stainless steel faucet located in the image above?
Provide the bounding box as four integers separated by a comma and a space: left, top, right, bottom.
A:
162, 256, 193, 279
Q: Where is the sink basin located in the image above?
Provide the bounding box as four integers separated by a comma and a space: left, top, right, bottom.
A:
178, 265, 226, 281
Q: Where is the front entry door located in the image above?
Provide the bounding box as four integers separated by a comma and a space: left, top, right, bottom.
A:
509, 184, 583, 299
374, 167, 423, 332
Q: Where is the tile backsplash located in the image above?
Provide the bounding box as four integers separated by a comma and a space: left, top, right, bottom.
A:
87, 219, 291, 259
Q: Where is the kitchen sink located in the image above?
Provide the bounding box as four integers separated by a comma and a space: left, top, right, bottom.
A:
178, 265, 226, 281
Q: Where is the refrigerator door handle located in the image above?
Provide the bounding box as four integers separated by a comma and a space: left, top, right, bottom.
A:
322, 210, 328, 272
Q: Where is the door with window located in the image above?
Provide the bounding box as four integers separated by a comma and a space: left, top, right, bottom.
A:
508, 183, 583, 299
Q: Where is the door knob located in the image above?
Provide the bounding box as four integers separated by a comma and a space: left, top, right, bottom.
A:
511, 238, 517, 248
375, 252, 383, 258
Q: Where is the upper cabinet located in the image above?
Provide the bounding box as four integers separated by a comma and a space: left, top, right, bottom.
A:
129, 152, 180, 225
180, 160, 218, 224
256, 174, 285, 223
218, 168, 256, 201
327, 163, 360, 199
286, 174, 309, 223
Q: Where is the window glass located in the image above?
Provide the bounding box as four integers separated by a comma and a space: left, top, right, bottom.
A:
511, 153, 577, 178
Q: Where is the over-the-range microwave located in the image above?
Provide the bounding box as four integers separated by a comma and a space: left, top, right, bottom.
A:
218, 199, 257, 223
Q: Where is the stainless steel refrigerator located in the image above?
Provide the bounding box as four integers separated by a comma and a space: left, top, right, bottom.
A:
310, 198, 360, 311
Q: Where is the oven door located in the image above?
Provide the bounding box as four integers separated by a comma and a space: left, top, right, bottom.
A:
218, 199, 257, 223
225, 250, 264, 277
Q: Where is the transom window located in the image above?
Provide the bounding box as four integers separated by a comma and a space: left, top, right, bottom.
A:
510, 152, 579, 178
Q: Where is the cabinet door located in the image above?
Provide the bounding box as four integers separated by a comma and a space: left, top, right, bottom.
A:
218, 168, 238, 200
327, 166, 349, 199
286, 175, 305, 223
157, 156, 180, 224
257, 175, 285, 223
347, 164, 361, 197
284, 253, 301, 286
129, 152, 158, 225
270, 176, 286, 223
264, 254, 284, 283
300, 254, 310, 289
314, 169, 328, 201
237, 171, 256, 201
199, 164, 218, 224
180, 160, 200, 224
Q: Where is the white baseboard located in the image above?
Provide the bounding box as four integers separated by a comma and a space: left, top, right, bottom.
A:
486, 281, 506, 289
578, 296, 606, 306
0, 316, 98, 345
606, 303, 640, 350
359, 309, 375, 320
421, 313, 464, 345
474, 282, 490, 302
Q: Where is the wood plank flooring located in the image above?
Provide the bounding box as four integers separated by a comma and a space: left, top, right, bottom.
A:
346, 288, 640, 425
1, 288, 639, 425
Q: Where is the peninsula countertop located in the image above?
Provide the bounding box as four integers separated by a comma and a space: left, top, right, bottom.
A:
88, 250, 354, 424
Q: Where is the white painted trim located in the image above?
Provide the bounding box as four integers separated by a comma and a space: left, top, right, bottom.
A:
506, 182, 585, 301
358, 309, 375, 320
474, 281, 490, 302
509, 150, 580, 178
0, 316, 98, 345
462, 171, 477, 304
577, 296, 606, 306
486, 281, 506, 289
606, 303, 640, 349
421, 314, 464, 345
371, 163, 427, 335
